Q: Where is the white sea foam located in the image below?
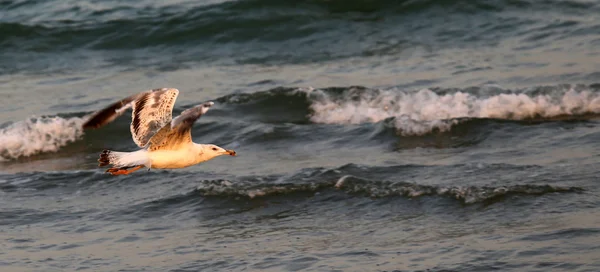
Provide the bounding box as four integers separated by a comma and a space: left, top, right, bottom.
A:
0, 116, 85, 161
307, 87, 600, 135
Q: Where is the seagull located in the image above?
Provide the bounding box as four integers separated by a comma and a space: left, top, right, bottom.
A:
82, 88, 236, 175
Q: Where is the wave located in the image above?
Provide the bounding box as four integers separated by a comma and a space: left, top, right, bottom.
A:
193, 175, 582, 204
1, 0, 334, 50
3, 84, 599, 162
0, 163, 583, 206
215, 87, 312, 124
0, 116, 86, 162
3, 0, 596, 64
184, 163, 582, 204
309, 86, 600, 119
216, 84, 600, 135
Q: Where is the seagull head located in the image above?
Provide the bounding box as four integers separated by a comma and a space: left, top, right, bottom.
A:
204, 144, 236, 157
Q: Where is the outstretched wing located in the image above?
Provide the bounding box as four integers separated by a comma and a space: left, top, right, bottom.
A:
130, 88, 179, 147
83, 92, 144, 129
147, 101, 214, 151
83, 88, 180, 148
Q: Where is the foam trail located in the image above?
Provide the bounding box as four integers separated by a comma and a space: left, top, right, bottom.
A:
0, 116, 85, 161
307, 87, 600, 135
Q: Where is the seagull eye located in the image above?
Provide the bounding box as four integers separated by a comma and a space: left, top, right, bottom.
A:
212, 148, 218, 151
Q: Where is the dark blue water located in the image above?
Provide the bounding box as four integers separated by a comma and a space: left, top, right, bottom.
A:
1, 0, 600, 271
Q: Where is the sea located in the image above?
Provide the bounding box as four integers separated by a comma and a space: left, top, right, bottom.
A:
1, 0, 600, 271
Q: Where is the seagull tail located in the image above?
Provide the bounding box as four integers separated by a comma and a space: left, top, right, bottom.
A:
98, 149, 149, 168
98, 150, 112, 167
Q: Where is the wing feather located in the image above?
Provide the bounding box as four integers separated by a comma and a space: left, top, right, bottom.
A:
147, 101, 214, 151
82, 92, 143, 129
130, 88, 179, 147
83, 88, 180, 148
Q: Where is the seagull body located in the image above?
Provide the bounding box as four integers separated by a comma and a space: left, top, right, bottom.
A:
83, 88, 236, 175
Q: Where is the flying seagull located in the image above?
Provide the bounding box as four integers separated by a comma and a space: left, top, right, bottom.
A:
82, 88, 236, 175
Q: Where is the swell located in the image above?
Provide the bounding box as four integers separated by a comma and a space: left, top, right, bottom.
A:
2, 173, 580, 226
194, 178, 581, 204
0, 163, 586, 227
3, 0, 596, 54
111, 163, 585, 212
1, 164, 581, 216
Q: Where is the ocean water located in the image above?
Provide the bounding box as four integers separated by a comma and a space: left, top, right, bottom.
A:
1, 0, 600, 271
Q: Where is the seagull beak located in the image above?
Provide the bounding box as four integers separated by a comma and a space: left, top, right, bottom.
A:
225, 149, 236, 156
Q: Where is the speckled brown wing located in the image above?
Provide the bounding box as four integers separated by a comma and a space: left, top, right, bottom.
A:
147, 101, 214, 151
82, 88, 179, 148
82, 92, 145, 129
129, 88, 179, 147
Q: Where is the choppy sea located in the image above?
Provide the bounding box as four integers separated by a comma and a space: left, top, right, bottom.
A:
1, 0, 600, 271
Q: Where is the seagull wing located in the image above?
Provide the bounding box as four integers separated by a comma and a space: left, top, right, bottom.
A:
83, 88, 180, 148
147, 101, 214, 151
83, 92, 143, 129
130, 88, 179, 147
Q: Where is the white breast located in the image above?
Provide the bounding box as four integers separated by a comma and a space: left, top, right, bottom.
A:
147, 143, 217, 169
147, 147, 194, 169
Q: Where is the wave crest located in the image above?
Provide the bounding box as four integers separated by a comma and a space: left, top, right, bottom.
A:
307, 86, 600, 135
193, 176, 581, 204
333, 175, 582, 204
0, 116, 85, 161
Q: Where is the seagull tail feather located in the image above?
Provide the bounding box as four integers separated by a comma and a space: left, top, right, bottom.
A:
98, 149, 149, 168
98, 150, 112, 167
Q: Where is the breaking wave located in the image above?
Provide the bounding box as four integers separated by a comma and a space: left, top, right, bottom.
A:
307, 86, 600, 135
0, 116, 86, 161
215, 85, 600, 136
